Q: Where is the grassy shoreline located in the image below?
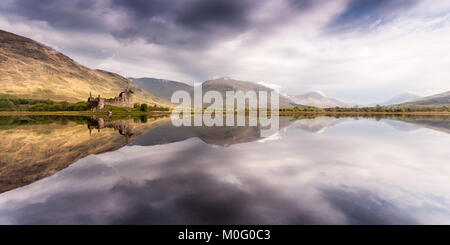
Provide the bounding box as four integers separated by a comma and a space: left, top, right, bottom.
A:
0, 111, 172, 116
279, 111, 450, 116
1, 110, 449, 116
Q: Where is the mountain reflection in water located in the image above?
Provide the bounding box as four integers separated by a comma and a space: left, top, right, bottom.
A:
0, 114, 449, 224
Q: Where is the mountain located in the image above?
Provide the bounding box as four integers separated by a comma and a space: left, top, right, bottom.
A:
370, 93, 422, 106
128, 76, 297, 107
288, 92, 349, 108
202, 77, 297, 108
400, 91, 450, 106
0, 29, 169, 106
128, 77, 193, 103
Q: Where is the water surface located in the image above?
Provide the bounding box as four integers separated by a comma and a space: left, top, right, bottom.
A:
0, 114, 449, 224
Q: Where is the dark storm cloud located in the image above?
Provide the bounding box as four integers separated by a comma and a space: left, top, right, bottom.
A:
110, 0, 262, 47
287, 0, 317, 10
112, 0, 256, 31
5, 0, 109, 31
2, 0, 263, 47
176, 0, 254, 31
1, 0, 423, 47
327, 0, 421, 32
111, 0, 177, 18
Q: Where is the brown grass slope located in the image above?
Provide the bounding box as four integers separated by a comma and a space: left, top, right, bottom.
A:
401, 91, 450, 106
0, 29, 170, 107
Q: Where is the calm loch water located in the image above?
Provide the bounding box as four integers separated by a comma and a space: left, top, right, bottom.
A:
0, 115, 449, 224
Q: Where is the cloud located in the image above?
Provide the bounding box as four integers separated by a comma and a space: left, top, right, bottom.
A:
327, 0, 421, 32
0, 0, 449, 103
2, 0, 265, 48
320, 187, 418, 225
257, 81, 281, 90
176, 0, 255, 31
3, 0, 113, 31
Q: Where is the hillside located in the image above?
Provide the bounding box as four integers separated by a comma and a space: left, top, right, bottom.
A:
128, 77, 193, 103
401, 91, 450, 106
369, 93, 422, 106
0, 30, 170, 107
288, 92, 349, 108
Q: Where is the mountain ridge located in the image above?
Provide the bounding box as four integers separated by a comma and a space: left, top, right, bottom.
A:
129, 76, 299, 108
368, 93, 422, 106
287, 91, 350, 108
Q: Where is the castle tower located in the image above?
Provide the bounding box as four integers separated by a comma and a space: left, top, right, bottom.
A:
126, 81, 130, 90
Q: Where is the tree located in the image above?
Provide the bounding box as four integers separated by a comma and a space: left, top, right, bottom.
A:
0, 100, 15, 110
375, 104, 383, 112
140, 103, 148, 112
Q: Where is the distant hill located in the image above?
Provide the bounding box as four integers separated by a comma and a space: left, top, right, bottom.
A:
0, 29, 170, 107
202, 77, 297, 108
288, 92, 349, 108
128, 77, 193, 103
400, 91, 450, 106
131, 76, 299, 108
369, 93, 422, 106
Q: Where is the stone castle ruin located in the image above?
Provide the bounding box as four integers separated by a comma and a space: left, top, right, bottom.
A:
88, 87, 134, 110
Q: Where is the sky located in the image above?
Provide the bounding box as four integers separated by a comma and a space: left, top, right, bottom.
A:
0, 0, 449, 103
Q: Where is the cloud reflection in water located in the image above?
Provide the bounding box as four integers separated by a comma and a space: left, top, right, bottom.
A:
0, 117, 449, 224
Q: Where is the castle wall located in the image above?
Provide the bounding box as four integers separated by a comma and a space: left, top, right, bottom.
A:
88, 88, 134, 110
103, 98, 134, 108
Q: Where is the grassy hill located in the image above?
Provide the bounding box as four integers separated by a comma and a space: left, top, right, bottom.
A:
0, 30, 170, 107
400, 91, 450, 106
